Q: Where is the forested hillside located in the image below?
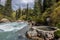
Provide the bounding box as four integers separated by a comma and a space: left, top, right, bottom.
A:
0, 0, 60, 26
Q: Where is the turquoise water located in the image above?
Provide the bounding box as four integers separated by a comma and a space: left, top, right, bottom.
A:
0, 22, 29, 40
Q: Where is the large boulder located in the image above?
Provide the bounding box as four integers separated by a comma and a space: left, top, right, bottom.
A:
45, 31, 54, 40
17, 20, 23, 22
26, 29, 38, 38
0, 18, 10, 23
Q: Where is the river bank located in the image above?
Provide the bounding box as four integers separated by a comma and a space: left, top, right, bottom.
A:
26, 26, 59, 40
0, 18, 60, 40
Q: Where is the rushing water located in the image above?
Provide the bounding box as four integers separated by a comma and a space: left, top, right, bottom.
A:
0, 22, 29, 40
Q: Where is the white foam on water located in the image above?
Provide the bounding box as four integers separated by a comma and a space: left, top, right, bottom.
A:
0, 22, 27, 32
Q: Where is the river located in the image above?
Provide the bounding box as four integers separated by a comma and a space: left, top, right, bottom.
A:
0, 22, 30, 40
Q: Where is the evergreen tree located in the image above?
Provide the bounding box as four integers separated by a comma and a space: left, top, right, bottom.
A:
26, 4, 29, 20
0, 0, 2, 13
43, 0, 56, 11
24, 4, 29, 20
33, 0, 41, 16
3, 0, 12, 17
38, 0, 42, 13
16, 8, 21, 20
56, 0, 60, 2
32, 0, 42, 23
0, 5, 3, 13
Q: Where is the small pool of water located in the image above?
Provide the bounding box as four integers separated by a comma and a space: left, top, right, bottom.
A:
37, 26, 56, 31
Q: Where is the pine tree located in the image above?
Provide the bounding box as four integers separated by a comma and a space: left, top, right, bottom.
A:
16, 8, 21, 20
33, 0, 41, 16
56, 0, 60, 2
38, 0, 42, 13
0, 5, 2, 13
24, 4, 29, 20
21, 4, 29, 20
0, 2, 4, 14
0, 0, 2, 13
43, 0, 56, 11
18, 8, 21, 19
4, 0, 12, 17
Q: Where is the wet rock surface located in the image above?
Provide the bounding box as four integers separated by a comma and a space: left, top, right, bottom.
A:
0, 18, 10, 23
26, 26, 57, 40
27, 29, 37, 38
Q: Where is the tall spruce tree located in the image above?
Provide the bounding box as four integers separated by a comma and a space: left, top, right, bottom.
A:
26, 4, 29, 20
43, 0, 56, 11
4, 0, 12, 17
56, 0, 60, 2
38, 0, 42, 13
33, 0, 41, 16
0, 1, 4, 14
24, 4, 29, 20
16, 8, 21, 20
0, 5, 4, 14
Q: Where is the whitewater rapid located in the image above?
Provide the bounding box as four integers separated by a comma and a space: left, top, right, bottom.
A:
0, 22, 28, 32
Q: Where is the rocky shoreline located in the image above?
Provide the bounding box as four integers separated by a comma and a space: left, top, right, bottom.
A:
26, 26, 59, 40
0, 18, 60, 40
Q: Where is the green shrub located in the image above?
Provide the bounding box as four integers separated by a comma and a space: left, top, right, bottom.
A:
54, 30, 60, 38
56, 23, 60, 28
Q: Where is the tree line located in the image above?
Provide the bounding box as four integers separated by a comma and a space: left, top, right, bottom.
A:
0, 0, 60, 26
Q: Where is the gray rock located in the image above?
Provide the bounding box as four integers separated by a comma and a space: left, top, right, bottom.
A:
0, 18, 10, 23
27, 30, 37, 38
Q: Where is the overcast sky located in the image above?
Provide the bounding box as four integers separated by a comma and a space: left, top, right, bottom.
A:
0, 0, 34, 11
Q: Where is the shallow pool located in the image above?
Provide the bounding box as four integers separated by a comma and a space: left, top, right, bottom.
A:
0, 22, 30, 40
